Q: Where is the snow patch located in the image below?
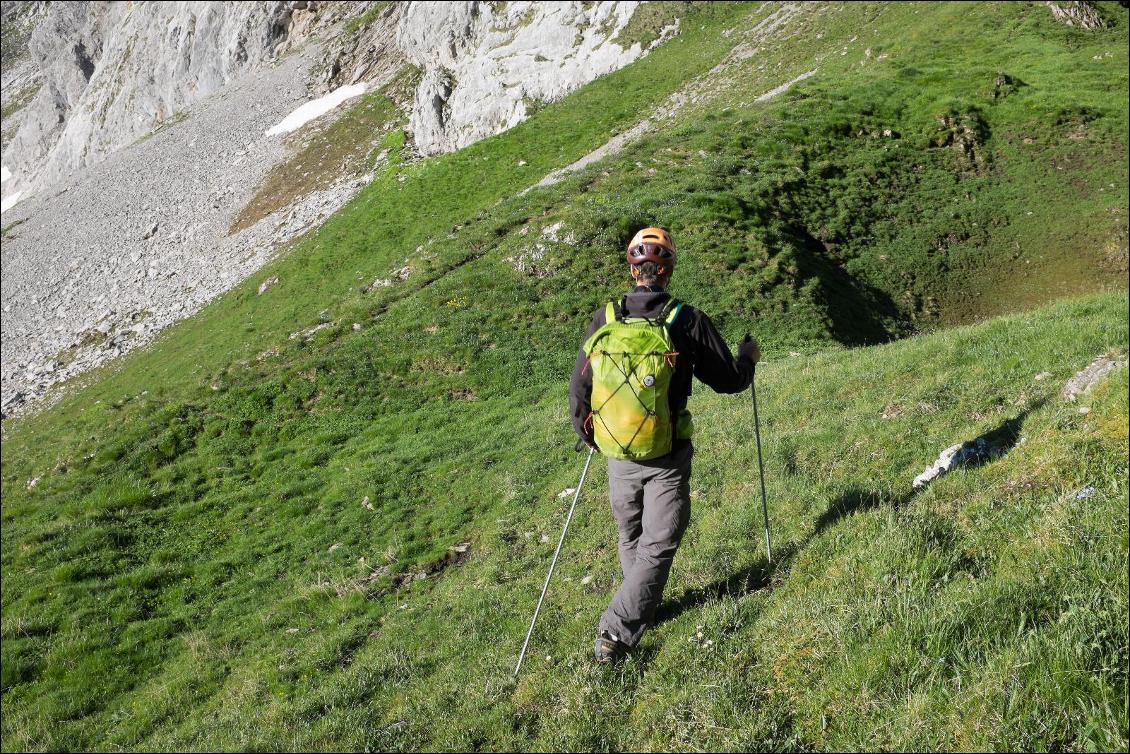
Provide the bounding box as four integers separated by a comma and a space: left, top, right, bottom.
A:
265, 84, 368, 137
1, 165, 11, 184
1, 191, 24, 214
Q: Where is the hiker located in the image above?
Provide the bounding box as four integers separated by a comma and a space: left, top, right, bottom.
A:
569, 226, 760, 663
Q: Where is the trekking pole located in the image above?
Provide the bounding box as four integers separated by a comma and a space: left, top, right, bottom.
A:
751, 364, 773, 565
514, 445, 596, 677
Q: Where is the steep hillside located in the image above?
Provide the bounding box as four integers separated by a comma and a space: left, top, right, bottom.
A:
1, 1, 1128, 751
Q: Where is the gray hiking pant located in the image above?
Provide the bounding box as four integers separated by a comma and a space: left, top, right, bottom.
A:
599, 443, 693, 647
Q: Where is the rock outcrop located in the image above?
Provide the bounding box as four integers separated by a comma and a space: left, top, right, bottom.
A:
1045, 1, 1108, 30
1062, 351, 1128, 402
396, 1, 671, 156
3, 1, 671, 201
0, 2, 50, 153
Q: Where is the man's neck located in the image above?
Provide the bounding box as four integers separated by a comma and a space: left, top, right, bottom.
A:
632, 284, 667, 294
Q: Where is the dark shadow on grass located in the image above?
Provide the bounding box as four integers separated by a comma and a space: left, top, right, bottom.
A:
654, 542, 799, 625
622, 642, 661, 673
655, 401, 1044, 626
813, 487, 909, 536
952, 399, 1043, 468
789, 224, 906, 346
909, 399, 1046, 487
654, 484, 900, 625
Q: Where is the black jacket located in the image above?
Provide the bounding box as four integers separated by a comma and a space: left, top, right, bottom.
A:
569, 286, 754, 454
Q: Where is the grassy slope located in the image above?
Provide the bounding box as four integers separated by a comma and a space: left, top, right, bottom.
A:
5, 293, 1124, 751
1, 1, 1128, 750
334, 294, 1126, 753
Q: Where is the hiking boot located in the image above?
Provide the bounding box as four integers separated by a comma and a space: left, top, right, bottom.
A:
594, 631, 629, 664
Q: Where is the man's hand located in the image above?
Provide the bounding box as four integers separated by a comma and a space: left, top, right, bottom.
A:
738, 334, 761, 365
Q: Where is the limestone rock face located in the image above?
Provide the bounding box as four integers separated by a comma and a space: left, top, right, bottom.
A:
397, 1, 668, 156
2, 1, 319, 197
1, 2, 51, 152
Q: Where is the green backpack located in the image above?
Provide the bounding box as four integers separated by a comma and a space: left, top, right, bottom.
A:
583, 299, 692, 461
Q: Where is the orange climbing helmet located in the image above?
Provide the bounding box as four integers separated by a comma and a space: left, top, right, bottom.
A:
626, 226, 676, 273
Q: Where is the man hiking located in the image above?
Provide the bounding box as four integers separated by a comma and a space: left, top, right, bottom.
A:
569, 226, 761, 664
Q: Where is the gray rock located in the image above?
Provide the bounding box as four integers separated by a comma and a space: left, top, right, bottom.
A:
258, 275, 280, 295
1062, 352, 1128, 402
913, 437, 999, 490
0, 30, 384, 416
398, 1, 665, 156
0, 1, 683, 417
4, 2, 300, 198
1045, 1, 1107, 30
365, 278, 393, 292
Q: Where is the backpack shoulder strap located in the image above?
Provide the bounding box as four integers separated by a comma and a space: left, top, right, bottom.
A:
608, 299, 627, 323
662, 298, 683, 329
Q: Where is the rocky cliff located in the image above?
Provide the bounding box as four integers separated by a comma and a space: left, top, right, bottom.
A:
2, 1, 669, 203
1, 1, 338, 199
397, 1, 666, 155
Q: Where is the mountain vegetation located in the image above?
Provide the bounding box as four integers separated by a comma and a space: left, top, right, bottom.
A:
2, 2, 1127, 750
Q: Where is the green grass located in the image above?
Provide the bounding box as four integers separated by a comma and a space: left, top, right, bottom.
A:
0, 1, 36, 66
1, 82, 37, 122
612, 1, 692, 49
1, 217, 27, 238
231, 81, 409, 233
2, 293, 1125, 750
343, 1, 391, 36
1, 1, 1128, 750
